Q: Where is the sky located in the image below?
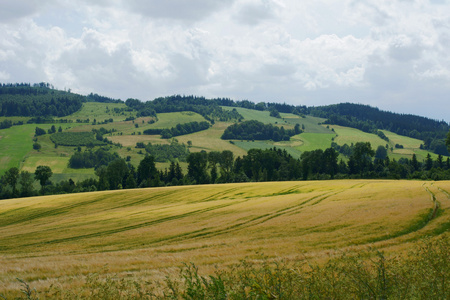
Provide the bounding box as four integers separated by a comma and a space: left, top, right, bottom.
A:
1, 0, 450, 122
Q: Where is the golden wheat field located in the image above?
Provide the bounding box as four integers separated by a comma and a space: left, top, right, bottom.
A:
0, 180, 449, 295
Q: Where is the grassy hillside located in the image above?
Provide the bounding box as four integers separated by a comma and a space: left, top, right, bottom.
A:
59, 102, 134, 122
0, 101, 446, 180
0, 124, 35, 175
222, 106, 330, 133
0, 180, 449, 296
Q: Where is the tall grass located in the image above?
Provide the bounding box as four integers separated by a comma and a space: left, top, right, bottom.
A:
2, 235, 448, 299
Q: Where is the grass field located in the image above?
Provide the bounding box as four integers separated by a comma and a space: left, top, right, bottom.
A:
0, 116, 31, 123
222, 106, 330, 133
59, 102, 135, 122
175, 122, 247, 157
331, 125, 387, 150
148, 112, 206, 128
0, 106, 445, 181
0, 180, 448, 297
293, 132, 336, 152
222, 106, 281, 124
0, 125, 36, 175
288, 115, 331, 134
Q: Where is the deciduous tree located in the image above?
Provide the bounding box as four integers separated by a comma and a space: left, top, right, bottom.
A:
19, 171, 34, 197
3, 167, 19, 196
35, 166, 53, 193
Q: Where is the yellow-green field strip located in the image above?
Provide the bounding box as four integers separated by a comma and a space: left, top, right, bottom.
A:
0, 180, 449, 295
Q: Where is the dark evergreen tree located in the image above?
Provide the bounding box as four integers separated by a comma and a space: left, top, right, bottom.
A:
411, 154, 419, 172
35, 127, 46, 136
425, 154, 433, 171
137, 155, 158, 187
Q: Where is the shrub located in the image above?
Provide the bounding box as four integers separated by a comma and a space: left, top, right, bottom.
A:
3, 235, 448, 299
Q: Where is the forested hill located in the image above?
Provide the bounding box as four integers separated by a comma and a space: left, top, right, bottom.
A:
125, 95, 243, 122
0, 83, 121, 117
214, 99, 448, 142
0, 83, 85, 117
1, 83, 448, 148
310, 103, 449, 139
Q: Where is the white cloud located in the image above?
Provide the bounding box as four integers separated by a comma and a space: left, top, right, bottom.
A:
233, 0, 280, 25
124, 0, 234, 22
0, 1, 42, 23
0, 0, 449, 121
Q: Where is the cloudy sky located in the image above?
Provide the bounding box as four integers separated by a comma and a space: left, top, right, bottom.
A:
1, 0, 450, 121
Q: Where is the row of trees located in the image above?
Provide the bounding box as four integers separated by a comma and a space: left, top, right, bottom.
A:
137, 141, 190, 162
68, 148, 120, 169
125, 95, 243, 122
0, 84, 84, 117
2, 140, 450, 200
0, 166, 53, 198
221, 120, 302, 142
143, 121, 211, 138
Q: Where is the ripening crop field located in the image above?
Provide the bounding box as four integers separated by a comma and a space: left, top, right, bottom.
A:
0, 180, 449, 296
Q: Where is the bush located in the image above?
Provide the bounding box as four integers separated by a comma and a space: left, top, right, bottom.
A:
35, 127, 46, 136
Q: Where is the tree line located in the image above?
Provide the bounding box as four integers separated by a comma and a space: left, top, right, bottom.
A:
125, 95, 243, 122
221, 120, 302, 142
136, 141, 190, 162
2, 138, 450, 200
143, 121, 211, 138
2, 82, 447, 156
0, 84, 84, 117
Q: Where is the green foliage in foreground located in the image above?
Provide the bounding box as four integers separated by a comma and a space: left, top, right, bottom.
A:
3, 235, 448, 299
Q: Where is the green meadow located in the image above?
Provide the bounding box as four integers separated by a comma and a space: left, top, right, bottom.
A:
0, 124, 36, 175
222, 106, 281, 124
0, 102, 445, 181
293, 132, 336, 152
59, 102, 135, 122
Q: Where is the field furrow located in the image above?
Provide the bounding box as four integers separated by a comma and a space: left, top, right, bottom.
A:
0, 180, 449, 296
